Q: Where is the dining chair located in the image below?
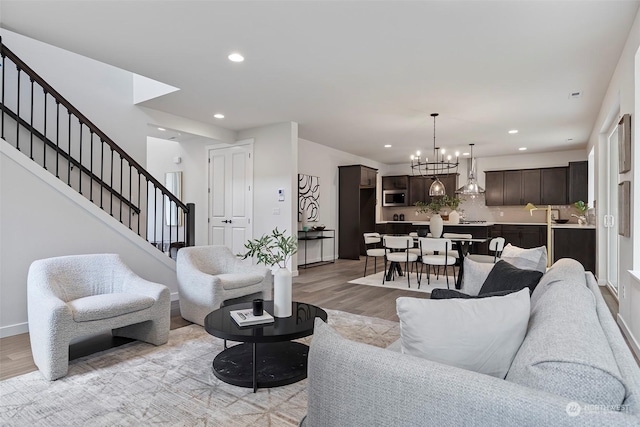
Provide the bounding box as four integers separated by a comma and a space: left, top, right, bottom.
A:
417, 237, 456, 289
382, 235, 419, 288
467, 237, 506, 264
363, 232, 386, 276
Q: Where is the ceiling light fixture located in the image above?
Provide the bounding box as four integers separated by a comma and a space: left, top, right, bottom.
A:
410, 113, 458, 197
384, 144, 392, 148
214, 113, 225, 119
519, 147, 527, 151
228, 53, 245, 62
456, 143, 485, 196
508, 130, 518, 134
157, 127, 166, 131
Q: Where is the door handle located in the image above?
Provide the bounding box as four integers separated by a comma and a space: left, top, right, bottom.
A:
222, 220, 232, 223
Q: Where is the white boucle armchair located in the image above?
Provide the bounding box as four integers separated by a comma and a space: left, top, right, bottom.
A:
176, 245, 272, 326
27, 254, 170, 380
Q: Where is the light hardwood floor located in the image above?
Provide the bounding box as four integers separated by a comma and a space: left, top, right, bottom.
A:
0, 257, 627, 381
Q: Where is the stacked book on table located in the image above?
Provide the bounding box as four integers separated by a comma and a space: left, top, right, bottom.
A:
230, 309, 274, 326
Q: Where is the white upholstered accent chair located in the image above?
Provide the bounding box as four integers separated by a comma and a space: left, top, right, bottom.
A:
27, 254, 170, 381
467, 237, 506, 264
417, 237, 457, 288
382, 235, 419, 287
363, 233, 386, 276
176, 245, 271, 326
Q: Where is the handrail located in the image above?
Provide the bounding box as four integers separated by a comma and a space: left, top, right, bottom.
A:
0, 103, 141, 214
0, 42, 188, 212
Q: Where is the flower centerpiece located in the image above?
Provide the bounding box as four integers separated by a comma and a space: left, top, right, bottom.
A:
240, 228, 297, 317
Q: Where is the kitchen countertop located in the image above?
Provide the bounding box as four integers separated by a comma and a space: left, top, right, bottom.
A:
379, 221, 595, 229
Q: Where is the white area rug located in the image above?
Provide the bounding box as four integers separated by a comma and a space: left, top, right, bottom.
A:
348, 270, 457, 293
0, 309, 399, 427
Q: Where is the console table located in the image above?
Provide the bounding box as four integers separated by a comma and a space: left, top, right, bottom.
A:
298, 228, 335, 268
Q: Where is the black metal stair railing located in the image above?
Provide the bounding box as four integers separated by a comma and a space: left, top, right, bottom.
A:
0, 38, 195, 254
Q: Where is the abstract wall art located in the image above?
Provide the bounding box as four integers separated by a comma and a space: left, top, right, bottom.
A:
298, 174, 319, 222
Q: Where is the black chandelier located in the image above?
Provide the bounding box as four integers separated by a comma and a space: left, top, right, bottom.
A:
410, 113, 459, 196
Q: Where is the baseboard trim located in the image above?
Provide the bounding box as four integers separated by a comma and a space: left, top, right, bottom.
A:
617, 314, 640, 360
0, 322, 29, 338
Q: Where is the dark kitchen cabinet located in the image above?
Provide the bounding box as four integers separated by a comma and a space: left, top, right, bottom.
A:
541, 167, 568, 205
489, 169, 541, 206
485, 171, 504, 206
408, 174, 458, 205
339, 165, 378, 259
360, 167, 377, 188
553, 228, 595, 272
568, 161, 588, 204
500, 225, 546, 249
382, 175, 408, 190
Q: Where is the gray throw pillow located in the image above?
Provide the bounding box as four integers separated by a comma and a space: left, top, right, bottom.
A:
479, 260, 543, 295
460, 257, 495, 296
501, 244, 547, 273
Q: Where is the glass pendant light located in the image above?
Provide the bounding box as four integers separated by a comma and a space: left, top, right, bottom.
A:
456, 143, 485, 195
429, 176, 446, 196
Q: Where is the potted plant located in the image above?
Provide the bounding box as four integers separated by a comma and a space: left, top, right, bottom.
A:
442, 195, 463, 224
415, 197, 448, 238
572, 200, 589, 225
241, 228, 297, 317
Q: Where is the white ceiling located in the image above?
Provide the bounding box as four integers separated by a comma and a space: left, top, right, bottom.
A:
1, 1, 638, 164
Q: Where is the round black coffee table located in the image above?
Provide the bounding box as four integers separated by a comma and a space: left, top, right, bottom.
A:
204, 301, 327, 392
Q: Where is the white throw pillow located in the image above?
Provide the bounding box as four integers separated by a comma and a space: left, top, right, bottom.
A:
501, 244, 547, 273
461, 257, 495, 296
396, 289, 531, 378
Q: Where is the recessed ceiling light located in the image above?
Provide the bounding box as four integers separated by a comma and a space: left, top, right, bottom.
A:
567, 138, 573, 142
228, 53, 245, 62
462, 152, 470, 156
508, 130, 518, 134
569, 91, 583, 99
384, 144, 392, 148
157, 127, 166, 131
519, 147, 527, 151
214, 113, 225, 119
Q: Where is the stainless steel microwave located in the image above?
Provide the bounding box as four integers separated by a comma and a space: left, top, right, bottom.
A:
382, 190, 407, 207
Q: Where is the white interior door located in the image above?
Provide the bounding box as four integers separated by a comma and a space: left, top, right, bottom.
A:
605, 125, 619, 294
208, 144, 253, 255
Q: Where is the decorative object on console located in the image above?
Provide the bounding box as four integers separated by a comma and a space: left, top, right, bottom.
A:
396, 289, 530, 378
298, 174, 319, 222
240, 228, 297, 317
456, 143, 485, 196
524, 203, 552, 267
410, 113, 459, 196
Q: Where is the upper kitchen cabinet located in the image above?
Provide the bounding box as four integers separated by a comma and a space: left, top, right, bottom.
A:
568, 161, 588, 204
408, 174, 457, 205
360, 166, 378, 188
382, 175, 408, 190
485, 171, 504, 206
541, 167, 568, 205
486, 163, 586, 206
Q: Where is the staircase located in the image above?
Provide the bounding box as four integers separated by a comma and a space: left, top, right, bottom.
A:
0, 38, 194, 255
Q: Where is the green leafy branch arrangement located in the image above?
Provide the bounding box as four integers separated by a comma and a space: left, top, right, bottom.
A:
415, 195, 463, 214
240, 228, 297, 269
574, 200, 589, 215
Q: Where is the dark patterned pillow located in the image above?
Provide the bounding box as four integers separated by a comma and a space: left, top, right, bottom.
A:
431, 288, 518, 300
478, 260, 543, 295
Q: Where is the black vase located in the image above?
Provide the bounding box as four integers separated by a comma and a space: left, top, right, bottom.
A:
393, 214, 399, 221
399, 214, 405, 221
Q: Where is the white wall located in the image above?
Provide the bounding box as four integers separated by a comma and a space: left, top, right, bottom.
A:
585, 7, 640, 356
238, 122, 299, 271
297, 138, 383, 265
0, 139, 179, 337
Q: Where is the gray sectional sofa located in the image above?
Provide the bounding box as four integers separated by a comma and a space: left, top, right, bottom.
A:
301, 259, 640, 426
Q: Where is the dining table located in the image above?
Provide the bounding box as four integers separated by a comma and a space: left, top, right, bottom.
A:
384, 235, 488, 289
